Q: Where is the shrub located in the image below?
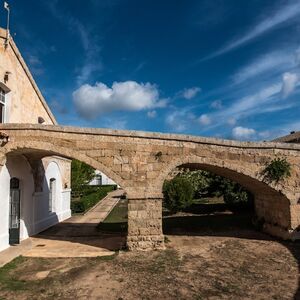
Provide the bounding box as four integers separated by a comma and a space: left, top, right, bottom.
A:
163, 176, 194, 213
262, 157, 291, 183
223, 189, 254, 210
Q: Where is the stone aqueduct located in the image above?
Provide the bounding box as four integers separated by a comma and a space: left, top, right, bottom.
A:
1, 124, 300, 250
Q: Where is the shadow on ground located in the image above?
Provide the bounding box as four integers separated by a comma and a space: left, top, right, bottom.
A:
29, 201, 300, 299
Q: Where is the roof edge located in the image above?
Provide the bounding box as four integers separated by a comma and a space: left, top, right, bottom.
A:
0, 27, 57, 125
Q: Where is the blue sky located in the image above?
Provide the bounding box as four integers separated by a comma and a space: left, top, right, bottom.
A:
2, 0, 300, 140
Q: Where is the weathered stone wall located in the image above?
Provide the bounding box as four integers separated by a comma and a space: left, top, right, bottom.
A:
1, 124, 300, 249
127, 199, 164, 250
0, 28, 56, 124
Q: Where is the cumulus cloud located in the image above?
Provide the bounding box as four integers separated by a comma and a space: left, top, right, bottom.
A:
210, 100, 223, 109
198, 114, 211, 125
232, 126, 256, 140
73, 81, 166, 119
182, 87, 201, 99
147, 110, 157, 118
281, 72, 298, 98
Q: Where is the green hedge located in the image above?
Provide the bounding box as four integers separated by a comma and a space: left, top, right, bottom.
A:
71, 185, 117, 214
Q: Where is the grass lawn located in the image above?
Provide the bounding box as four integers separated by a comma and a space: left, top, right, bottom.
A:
97, 198, 128, 233
96, 196, 254, 235
71, 185, 117, 214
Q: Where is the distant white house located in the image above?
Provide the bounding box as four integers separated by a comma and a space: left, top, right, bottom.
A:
89, 170, 118, 186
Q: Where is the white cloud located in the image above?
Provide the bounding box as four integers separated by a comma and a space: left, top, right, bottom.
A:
182, 87, 201, 99
27, 54, 44, 76
105, 119, 127, 130
73, 81, 166, 119
147, 110, 157, 118
210, 100, 223, 109
232, 51, 294, 85
281, 72, 298, 98
198, 114, 211, 125
165, 109, 196, 132
202, 1, 300, 60
48, 2, 102, 85
295, 48, 300, 65
232, 126, 256, 140
227, 117, 236, 126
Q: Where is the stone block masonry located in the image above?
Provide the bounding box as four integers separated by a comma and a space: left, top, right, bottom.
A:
1, 124, 300, 250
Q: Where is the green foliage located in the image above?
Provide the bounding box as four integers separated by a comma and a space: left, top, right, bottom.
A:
71, 185, 116, 213
163, 169, 253, 212
180, 170, 212, 198
207, 175, 253, 208
163, 176, 194, 213
262, 157, 291, 183
71, 159, 95, 193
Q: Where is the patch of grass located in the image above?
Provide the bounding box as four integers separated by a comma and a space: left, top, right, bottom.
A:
193, 196, 224, 205
97, 199, 128, 233
0, 256, 28, 291
96, 252, 118, 261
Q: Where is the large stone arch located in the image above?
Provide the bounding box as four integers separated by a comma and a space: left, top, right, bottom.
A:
152, 155, 293, 204
0, 140, 127, 192
147, 155, 298, 244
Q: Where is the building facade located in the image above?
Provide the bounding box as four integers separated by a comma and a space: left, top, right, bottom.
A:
0, 28, 71, 251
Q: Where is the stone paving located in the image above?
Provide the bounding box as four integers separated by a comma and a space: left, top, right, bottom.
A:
0, 190, 126, 264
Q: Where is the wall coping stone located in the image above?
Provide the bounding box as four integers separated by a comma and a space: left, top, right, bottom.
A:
2, 123, 300, 151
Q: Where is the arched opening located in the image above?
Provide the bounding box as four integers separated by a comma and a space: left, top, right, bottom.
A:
162, 164, 257, 238
160, 161, 291, 239
0, 147, 128, 255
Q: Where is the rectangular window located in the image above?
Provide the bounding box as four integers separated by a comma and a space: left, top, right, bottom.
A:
0, 88, 5, 123
49, 178, 56, 212
0, 104, 3, 123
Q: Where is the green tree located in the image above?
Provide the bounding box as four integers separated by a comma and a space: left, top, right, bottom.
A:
180, 170, 212, 198
71, 160, 95, 193
163, 176, 194, 213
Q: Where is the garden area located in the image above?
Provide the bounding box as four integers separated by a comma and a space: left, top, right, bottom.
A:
96, 168, 257, 235
70, 159, 117, 214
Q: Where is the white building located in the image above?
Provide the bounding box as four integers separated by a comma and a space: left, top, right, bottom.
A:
89, 170, 118, 186
0, 28, 71, 251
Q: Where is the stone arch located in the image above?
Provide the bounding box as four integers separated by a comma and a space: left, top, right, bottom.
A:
153, 154, 291, 203
1, 140, 127, 192
152, 155, 293, 237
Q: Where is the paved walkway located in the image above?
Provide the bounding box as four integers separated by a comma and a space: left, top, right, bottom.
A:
0, 189, 125, 266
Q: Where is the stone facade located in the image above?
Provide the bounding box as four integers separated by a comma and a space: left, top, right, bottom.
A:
0, 28, 55, 124
1, 124, 300, 250
0, 28, 71, 251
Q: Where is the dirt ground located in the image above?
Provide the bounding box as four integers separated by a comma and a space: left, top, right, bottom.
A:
0, 229, 299, 300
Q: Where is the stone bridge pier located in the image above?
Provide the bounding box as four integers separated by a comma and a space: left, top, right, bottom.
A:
1, 124, 300, 251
